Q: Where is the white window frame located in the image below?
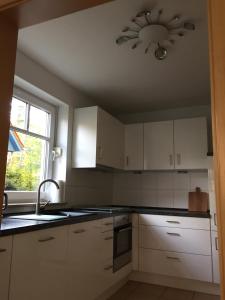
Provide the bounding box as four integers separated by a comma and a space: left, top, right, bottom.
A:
6, 87, 56, 204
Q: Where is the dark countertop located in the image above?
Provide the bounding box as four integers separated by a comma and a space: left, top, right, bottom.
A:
0, 206, 210, 237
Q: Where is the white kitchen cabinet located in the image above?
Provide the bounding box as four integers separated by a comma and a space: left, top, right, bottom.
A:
140, 225, 211, 255
211, 230, 220, 284
138, 214, 212, 283
72, 106, 124, 169
139, 214, 210, 230
10, 226, 68, 300
0, 236, 13, 300
174, 117, 208, 169
140, 248, 212, 282
144, 121, 174, 170
66, 218, 114, 300
124, 124, 143, 170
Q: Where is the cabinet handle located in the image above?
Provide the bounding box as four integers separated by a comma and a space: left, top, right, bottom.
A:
97, 145, 103, 160
177, 154, 181, 165
169, 154, 173, 166
104, 265, 113, 271
0, 248, 6, 253
38, 237, 55, 243
214, 213, 217, 226
166, 256, 180, 261
215, 237, 219, 251
166, 220, 180, 224
167, 232, 181, 237
104, 236, 113, 241
73, 229, 86, 234
126, 156, 129, 167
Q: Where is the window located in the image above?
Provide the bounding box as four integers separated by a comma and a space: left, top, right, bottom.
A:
5, 88, 56, 201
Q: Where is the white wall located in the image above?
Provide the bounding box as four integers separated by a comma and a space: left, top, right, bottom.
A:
113, 171, 209, 209
14, 50, 113, 207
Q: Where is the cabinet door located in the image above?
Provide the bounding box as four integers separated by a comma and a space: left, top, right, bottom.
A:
72, 106, 98, 168
0, 236, 12, 300
174, 118, 208, 169
10, 227, 68, 300
97, 108, 124, 169
211, 230, 220, 284
144, 121, 174, 170
124, 124, 143, 170
140, 248, 212, 282
67, 220, 114, 300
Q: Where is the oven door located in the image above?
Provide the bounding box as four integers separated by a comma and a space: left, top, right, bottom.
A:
113, 223, 132, 271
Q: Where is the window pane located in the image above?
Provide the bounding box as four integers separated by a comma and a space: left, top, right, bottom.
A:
10, 97, 27, 129
5, 131, 47, 191
29, 105, 50, 137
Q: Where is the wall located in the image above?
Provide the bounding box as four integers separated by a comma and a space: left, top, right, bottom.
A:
12, 50, 113, 208
113, 171, 208, 209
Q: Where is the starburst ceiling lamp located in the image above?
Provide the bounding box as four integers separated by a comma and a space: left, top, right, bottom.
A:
116, 9, 195, 60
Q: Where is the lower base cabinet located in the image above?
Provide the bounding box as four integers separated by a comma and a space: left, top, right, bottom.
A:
0, 236, 13, 300
140, 248, 212, 282
9, 227, 68, 300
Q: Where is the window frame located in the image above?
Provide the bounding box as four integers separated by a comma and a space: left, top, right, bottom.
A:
6, 87, 56, 203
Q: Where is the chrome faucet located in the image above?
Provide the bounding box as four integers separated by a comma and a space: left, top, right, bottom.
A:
3, 192, 8, 211
36, 179, 60, 215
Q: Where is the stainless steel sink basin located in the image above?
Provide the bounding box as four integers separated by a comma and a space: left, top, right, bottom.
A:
8, 211, 95, 221
9, 214, 69, 221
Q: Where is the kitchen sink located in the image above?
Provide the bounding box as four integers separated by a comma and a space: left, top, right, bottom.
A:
9, 214, 69, 221
8, 211, 95, 221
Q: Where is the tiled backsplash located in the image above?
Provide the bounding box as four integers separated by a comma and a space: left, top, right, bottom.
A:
113, 171, 208, 209
65, 169, 113, 206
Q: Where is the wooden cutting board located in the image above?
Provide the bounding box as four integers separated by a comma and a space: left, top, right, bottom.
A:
188, 187, 209, 212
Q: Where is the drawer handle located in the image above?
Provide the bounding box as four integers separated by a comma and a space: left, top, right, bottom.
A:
104, 265, 113, 271
73, 229, 86, 234
166, 256, 180, 261
103, 222, 113, 226
38, 237, 55, 243
104, 236, 113, 241
166, 221, 180, 224
0, 248, 6, 253
215, 237, 219, 251
167, 232, 181, 237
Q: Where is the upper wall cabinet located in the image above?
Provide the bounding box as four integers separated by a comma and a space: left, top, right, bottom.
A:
72, 106, 124, 169
124, 124, 143, 170
144, 117, 208, 170
174, 118, 208, 169
144, 121, 174, 170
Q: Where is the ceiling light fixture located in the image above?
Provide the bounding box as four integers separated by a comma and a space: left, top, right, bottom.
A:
116, 9, 196, 60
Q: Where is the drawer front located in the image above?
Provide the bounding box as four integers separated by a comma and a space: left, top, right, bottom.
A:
140, 248, 212, 282
140, 225, 211, 255
139, 214, 210, 230
99, 231, 113, 260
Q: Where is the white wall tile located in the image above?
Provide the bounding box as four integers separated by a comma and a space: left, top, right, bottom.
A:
113, 189, 141, 206
173, 172, 190, 190
142, 172, 158, 189
174, 190, 189, 209
157, 190, 173, 208
142, 190, 157, 207
190, 172, 208, 192
157, 172, 174, 190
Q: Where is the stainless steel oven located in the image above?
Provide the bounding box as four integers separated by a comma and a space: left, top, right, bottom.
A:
113, 214, 132, 272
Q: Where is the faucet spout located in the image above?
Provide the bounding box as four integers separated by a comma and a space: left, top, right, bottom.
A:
36, 179, 60, 215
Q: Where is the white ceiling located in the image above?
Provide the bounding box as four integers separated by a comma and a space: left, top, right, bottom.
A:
18, 0, 210, 114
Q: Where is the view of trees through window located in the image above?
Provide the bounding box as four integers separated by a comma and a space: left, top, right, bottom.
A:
5, 97, 50, 191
